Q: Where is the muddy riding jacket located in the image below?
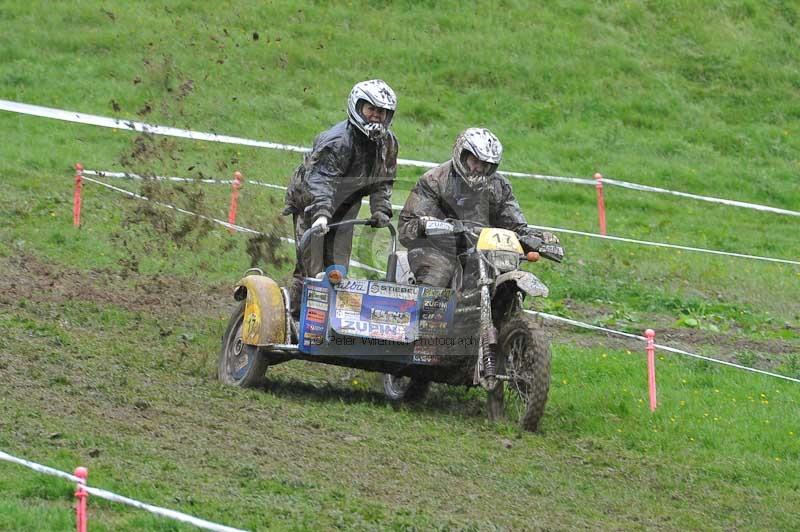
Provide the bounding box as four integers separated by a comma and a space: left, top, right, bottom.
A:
398, 160, 540, 251
284, 120, 398, 222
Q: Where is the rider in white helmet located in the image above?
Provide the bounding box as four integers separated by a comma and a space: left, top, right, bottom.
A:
284, 79, 399, 317
399, 127, 563, 287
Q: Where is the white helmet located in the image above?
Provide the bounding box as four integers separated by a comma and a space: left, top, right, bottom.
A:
347, 79, 397, 141
452, 127, 503, 189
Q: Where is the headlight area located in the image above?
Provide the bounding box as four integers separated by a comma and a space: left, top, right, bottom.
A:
487, 251, 520, 273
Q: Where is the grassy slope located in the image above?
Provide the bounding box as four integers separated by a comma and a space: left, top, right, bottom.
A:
1, 1, 799, 530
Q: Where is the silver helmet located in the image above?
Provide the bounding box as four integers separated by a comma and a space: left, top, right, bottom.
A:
452, 127, 503, 189
347, 79, 397, 141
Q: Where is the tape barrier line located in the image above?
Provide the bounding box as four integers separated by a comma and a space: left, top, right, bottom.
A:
84, 169, 800, 267
0, 450, 84, 483
5, 99, 799, 217
601, 177, 800, 217
81, 485, 248, 532
527, 310, 800, 384
81, 176, 384, 274
0, 99, 307, 153
0, 451, 248, 532
526, 224, 800, 266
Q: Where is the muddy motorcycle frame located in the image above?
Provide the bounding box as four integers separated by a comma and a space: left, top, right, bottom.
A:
219, 219, 554, 431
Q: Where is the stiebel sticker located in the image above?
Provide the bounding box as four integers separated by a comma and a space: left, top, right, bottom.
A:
368, 282, 418, 300
337, 279, 368, 294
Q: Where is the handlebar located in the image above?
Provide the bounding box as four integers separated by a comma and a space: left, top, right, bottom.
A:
298, 219, 399, 280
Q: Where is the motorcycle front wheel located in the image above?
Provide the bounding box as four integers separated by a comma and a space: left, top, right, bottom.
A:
382, 374, 431, 402
490, 312, 552, 432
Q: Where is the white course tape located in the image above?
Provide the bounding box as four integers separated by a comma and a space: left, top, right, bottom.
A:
81, 176, 385, 274
82, 485, 248, 532
0, 451, 248, 532
526, 224, 800, 266
0, 99, 307, 153
84, 170, 799, 267
601, 177, 800, 217
5, 99, 798, 217
0, 450, 83, 483
527, 310, 800, 384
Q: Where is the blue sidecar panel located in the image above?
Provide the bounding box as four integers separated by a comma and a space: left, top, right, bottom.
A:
298, 266, 458, 358
331, 281, 420, 343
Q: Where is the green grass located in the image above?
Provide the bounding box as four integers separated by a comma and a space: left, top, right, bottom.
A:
1, 0, 799, 530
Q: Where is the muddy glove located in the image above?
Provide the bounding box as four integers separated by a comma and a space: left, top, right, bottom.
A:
311, 216, 329, 234
419, 217, 459, 251
521, 233, 564, 263
444, 218, 466, 235
368, 211, 391, 228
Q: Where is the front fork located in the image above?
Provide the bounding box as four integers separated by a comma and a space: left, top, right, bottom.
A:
474, 256, 500, 391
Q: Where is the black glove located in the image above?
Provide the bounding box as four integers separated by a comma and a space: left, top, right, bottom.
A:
369, 211, 391, 228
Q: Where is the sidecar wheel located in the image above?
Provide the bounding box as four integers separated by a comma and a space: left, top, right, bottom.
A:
382, 374, 430, 402
218, 301, 269, 387
497, 313, 551, 432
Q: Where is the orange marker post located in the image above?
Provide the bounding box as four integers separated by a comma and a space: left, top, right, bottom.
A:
73, 163, 84, 228
228, 171, 243, 233
594, 172, 606, 236
645, 329, 657, 412
74, 466, 88, 532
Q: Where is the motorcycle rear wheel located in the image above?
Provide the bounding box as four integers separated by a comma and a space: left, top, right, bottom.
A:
491, 313, 551, 432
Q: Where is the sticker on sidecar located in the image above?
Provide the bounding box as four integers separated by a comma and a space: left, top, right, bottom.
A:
331, 286, 420, 342
371, 308, 411, 326
368, 281, 418, 300
335, 290, 363, 313
307, 287, 329, 304
306, 308, 327, 324
337, 279, 368, 294
338, 319, 408, 342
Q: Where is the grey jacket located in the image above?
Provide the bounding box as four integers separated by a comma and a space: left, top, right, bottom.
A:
284, 120, 398, 221
399, 160, 537, 250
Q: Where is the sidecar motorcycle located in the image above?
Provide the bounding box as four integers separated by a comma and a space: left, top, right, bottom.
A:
218, 219, 557, 431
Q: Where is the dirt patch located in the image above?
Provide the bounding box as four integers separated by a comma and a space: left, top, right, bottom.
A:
0, 252, 230, 318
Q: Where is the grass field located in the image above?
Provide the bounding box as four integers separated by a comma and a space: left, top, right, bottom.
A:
1, 1, 799, 530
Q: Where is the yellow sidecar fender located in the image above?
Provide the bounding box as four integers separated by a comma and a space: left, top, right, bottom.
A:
233, 275, 287, 346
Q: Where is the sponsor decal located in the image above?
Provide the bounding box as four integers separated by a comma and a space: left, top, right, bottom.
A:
422, 298, 448, 311
422, 287, 452, 298
370, 308, 411, 326
307, 287, 329, 304
305, 323, 325, 333
336, 290, 363, 312
306, 308, 327, 324
421, 320, 447, 330
421, 310, 446, 321
368, 281, 418, 300
412, 354, 441, 364
340, 319, 407, 341
335, 309, 361, 320
307, 299, 328, 311
337, 279, 368, 294
303, 333, 323, 346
